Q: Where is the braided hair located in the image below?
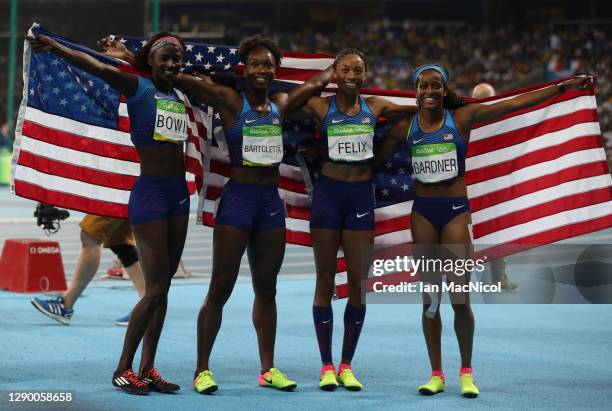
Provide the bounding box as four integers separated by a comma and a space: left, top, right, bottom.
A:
333, 48, 368, 72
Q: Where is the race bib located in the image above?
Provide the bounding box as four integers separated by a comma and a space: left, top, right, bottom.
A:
411, 143, 458, 183
153, 98, 188, 144
242, 125, 283, 166
327, 124, 374, 161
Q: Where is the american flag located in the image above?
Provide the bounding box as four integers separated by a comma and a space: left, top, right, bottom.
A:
12, 26, 612, 298
11, 24, 202, 217
466, 82, 612, 253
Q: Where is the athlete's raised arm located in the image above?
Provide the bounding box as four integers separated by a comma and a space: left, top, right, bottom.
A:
455, 76, 593, 126
174, 73, 242, 120
275, 66, 334, 118
27, 34, 138, 97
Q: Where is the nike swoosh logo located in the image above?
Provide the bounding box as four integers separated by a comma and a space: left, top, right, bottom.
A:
263, 377, 273, 384
245, 119, 257, 123
413, 137, 427, 144
179, 197, 188, 205
355, 321, 363, 325
269, 210, 281, 216
452, 204, 466, 210
356, 212, 370, 218
332, 119, 344, 124
322, 319, 331, 324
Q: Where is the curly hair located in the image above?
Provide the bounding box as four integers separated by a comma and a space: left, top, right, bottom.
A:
333, 48, 368, 72
239, 35, 282, 67
133, 31, 185, 73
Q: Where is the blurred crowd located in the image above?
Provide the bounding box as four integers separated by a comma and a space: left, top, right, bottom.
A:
274, 21, 612, 159
2, 19, 611, 164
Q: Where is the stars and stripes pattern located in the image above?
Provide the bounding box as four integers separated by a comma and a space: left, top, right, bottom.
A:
11, 24, 201, 218
466, 81, 612, 256
120, 36, 241, 74
12, 26, 612, 299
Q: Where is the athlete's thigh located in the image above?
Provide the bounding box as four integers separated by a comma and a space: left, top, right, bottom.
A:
247, 227, 286, 291
441, 212, 472, 305
211, 224, 249, 286
440, 212, 471, 246
439, 212, 472, 273
132, 219, 170, 287
410, 210, 441, 263
311, 228, 342, 278
167, 214, 189, 279
341, 229, 374, 283
411, 210, 441, 245
411, 211, 442, 304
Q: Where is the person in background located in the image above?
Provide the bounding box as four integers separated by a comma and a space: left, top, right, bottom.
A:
0, 122, 9, 148
31, 215, 146, 326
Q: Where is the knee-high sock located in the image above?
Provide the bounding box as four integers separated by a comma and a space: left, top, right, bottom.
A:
313, 305, 333, 364
341, 302, 366, 363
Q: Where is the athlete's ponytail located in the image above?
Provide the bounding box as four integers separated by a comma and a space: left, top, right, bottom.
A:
443, 89, 467, 110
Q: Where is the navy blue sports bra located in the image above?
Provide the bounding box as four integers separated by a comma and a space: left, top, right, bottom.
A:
320, 95, 377, 164
406, 110, 467, 184
126, 77, 188, 148
225, 93, 283, 167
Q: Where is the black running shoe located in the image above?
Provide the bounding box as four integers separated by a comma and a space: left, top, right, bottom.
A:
141, 368, 180, 393
112, 369, 151, 395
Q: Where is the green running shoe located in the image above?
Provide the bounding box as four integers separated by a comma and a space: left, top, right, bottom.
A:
193, 370, 218, 394
319, 365, 338, 391
337, 367, 363, 391
418, 376, 445, 395
258, 368, 297, 391
460, 373, 479, 398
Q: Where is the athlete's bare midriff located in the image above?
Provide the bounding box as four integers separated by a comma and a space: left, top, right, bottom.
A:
321, 161, 371, 182
138, 145, 186, 177
229, 166, 280, 184
414, 177, 467, 198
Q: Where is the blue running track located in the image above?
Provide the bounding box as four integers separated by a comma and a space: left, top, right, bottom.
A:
1, 278, 611, 410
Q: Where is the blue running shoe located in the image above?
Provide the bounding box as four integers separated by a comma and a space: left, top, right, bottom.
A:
114, 313, 131, 326
31, 296, 73, 325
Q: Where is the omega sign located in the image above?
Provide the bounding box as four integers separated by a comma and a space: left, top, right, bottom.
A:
30, 246, 60, 254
